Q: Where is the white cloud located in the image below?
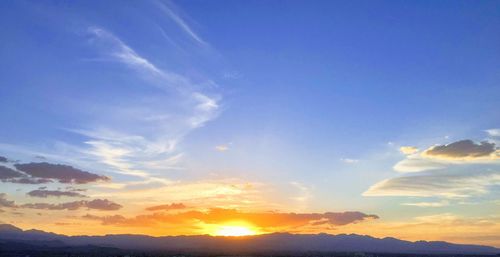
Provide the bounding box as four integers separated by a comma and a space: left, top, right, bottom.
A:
393, 139, 499, 173
88, 27, 194, 92
59, 27, 222, 181
393, 155, 447, 172
215, 145, 229, 152
399, 146, 418, 155
154, 0, 207, 45
290, 181, 312, 204
340, 158, 359, 164
364, 170, 500, 198
402, 201, 449, 207
486, 129, 500, 137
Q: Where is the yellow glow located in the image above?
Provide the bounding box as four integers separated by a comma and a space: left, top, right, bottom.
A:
213, 224, 257, 236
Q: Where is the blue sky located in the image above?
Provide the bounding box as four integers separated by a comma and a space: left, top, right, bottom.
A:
0, 0, 500, 245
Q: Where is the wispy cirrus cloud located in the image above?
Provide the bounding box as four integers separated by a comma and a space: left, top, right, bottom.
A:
364, 170, 500, 198
340, 158, 359, 164
402, 200, 449, 207
486, 129, 500, 138
88, 27, 195, 92
0, 2, 239, 229
154, 0, 207, 45
72, 26, 221, 180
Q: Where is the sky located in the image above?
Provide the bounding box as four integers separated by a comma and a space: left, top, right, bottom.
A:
1, 0, 500, 247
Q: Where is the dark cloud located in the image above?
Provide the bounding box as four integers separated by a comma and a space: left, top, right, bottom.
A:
0, 193, 121, 211
0, 166, 24, 180
145, 203, 186, 211
14, 162, 109, 184
84, 208, 378, 228
4, 178, 53, 184
0, 193, 16, 208
1, 156, 109, 185
84, 199, 122, 211
65, 186, 87, 192
21, 199, 122, 211
424, 140, 497, 159
27, 189, 87, 198
83, 214, 126, 224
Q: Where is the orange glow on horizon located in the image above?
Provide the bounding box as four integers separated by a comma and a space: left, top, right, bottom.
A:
208, 221, 259, 236
215, 225, 256, 236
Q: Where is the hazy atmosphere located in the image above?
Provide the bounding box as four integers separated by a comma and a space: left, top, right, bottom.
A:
0, 0, 499, 250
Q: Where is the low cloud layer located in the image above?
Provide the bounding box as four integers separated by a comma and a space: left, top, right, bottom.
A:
0, 194, 121, 211
0, 166, 23, 180
1, 165, 54, 184
393, 139, 500, 173
146, 203, 186, 211
27, 189, 87, 198
22, 199, 121, 211
0, 193, 16, 208
1, 156, 110, 185
423, 140, 498, 160
14, 162, 109, 184
84, 208, 379, 229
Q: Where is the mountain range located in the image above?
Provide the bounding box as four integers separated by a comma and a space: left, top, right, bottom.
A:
0, 224, 498, 255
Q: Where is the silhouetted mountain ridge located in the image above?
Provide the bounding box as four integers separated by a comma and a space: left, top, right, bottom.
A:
0, 224, 498, 254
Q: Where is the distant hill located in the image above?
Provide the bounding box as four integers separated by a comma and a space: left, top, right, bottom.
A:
0, 224, 498, 255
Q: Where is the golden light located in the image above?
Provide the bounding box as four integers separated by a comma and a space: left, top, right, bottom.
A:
215, 225, 256, 236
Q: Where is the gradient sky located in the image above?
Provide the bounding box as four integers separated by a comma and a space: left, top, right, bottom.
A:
1, 0, 500, 247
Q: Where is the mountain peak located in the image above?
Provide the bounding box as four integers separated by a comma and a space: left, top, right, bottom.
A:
0, 224, 23, 233
0, 224, 498, 255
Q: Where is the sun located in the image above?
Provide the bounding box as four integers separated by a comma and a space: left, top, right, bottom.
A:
214, 225, 257, 236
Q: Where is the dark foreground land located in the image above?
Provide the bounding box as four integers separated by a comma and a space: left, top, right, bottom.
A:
1, 225, 499, 257
1, 240, 499, 257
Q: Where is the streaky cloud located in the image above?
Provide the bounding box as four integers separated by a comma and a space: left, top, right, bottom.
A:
14, 162, 109, 184
145, 203, 186, 211
154, 0, 207, 45
27, 189, 87, 198
0, 193, 121, 211
364, 170, 500, 198
80, 27, 221, 181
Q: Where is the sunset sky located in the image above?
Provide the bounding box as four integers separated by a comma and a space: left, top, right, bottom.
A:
1, 0, 500, 247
